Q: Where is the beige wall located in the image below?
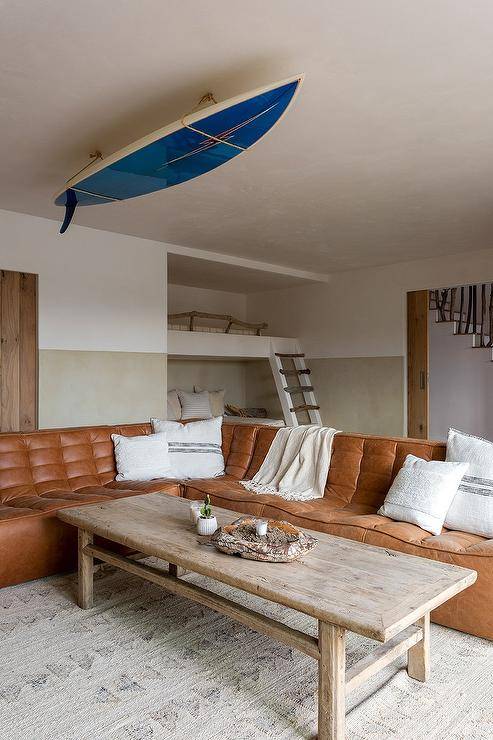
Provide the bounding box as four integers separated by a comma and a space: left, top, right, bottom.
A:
244, 360, 283, 418
39, 351, 167, 428
310, 357, 404, 436
167, 358, 284, 418
0, 210, 169, 430
167, 358, 247, 408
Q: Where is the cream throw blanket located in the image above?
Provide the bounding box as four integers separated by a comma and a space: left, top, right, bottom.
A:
240, 425, 339, 501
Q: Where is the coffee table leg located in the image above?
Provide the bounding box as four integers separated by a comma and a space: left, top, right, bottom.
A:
318, 622, 346, 740
407, 613, 431, 682
169, 563, 188, 577
78, 529, 94, 609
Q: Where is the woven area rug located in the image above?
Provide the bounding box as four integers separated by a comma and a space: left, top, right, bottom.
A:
0, 561, 491, 740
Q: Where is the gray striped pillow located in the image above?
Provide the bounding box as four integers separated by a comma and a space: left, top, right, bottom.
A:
444, 428, 493, 537
177, 390, 212, 420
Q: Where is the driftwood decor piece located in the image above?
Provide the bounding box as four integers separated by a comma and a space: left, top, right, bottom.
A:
211, 516, 317, 562
168, 310, 268, 336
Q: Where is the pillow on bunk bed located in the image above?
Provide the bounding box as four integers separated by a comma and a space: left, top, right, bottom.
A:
167, 389, 182, 420
194, 386, 225, 417
150, 417, 224, 478
177, 389, 212, 420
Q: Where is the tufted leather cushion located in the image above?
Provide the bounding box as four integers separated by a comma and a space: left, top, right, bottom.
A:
185, 477, 276, 516
0, 422, 174, 589
324, 433, 446, 508
105, 479, 182, 495
224, 425, 259, 479
244, 426, 278, 479
0, 424, 152, 503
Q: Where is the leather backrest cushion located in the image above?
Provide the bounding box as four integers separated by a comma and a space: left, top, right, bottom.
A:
221, 423, 235, 460
0, 420, 446, 505
326, 433, 446, 508
0, 423, 151, 501
245, 428, 446, 507
224, 425, 258, 479
245, 427, 278, 479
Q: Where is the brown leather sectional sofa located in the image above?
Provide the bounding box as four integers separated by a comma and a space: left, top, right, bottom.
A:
0, 421, 491, 640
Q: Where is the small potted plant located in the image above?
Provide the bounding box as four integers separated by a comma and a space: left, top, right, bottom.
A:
196, 494, 218, 536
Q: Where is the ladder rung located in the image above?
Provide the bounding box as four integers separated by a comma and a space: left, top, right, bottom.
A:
283, 386, 314, 394
275, 352, 305, 358
280, 368, 311, 376
289, 404, 320, 413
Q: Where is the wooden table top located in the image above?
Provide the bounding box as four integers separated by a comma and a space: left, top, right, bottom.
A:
58, 493, 476, 642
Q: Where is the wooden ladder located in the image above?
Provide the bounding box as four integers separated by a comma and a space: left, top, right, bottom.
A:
269, 347, 322, 426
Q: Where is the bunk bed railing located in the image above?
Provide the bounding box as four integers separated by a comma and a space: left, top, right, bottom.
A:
168, 311, 268, 336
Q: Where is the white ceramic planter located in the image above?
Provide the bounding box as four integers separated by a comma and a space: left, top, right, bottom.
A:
196, 516, 218, 536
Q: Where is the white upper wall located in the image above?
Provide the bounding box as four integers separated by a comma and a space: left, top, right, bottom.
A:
247, 247, 493, 358
0, 209, 167, 352
167, 283, 247, 321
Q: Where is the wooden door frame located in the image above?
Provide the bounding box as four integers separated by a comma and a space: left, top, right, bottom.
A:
407, 290, 429, 439
0, 270, 38, 432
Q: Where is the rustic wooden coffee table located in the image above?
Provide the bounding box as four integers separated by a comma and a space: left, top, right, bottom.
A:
58, 493, 476, 740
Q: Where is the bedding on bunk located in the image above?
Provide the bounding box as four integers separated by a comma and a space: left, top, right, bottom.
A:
166, 389, 284, 426
222, 416, 284, 427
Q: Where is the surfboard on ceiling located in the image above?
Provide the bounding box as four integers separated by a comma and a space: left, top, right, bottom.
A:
54, 74, 304, 234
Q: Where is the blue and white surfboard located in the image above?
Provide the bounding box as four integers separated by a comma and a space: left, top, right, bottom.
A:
54, 75, 304, 233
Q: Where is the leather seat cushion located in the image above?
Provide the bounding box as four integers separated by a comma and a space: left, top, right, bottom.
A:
184, 476, 286, 516
185, 476, 492, 558
105, 479, 181, 496
0, 481, 181, 521
184, 478, 376, 532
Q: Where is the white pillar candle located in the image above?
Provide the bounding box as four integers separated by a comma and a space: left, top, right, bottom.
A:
256, 519, 268, 537
189, 502, 201, 524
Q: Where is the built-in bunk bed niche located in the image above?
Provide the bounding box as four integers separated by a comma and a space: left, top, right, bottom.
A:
166, 254, 323, 427
166, 281, 286, 425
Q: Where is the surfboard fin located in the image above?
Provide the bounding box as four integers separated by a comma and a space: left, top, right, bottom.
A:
60, 189, 77, 234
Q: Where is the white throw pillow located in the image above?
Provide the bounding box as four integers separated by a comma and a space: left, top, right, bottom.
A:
194, 386, 225, 417
444, 428, 493, 537
167, 389, 182, 421
112, 433, 170, 482
150, 417, 224, 479
177, 389, 212, 420
378, 454, 468, 535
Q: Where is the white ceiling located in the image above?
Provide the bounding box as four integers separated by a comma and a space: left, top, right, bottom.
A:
2, 1, 493, 272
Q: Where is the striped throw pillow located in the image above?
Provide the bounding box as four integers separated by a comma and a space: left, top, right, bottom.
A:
150, 417, 224, 479
444, 428, 493, 538
177, 390, 212, 420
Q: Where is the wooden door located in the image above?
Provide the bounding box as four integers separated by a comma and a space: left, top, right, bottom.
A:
407, 290, 428, 439
0, 270, 38, 432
